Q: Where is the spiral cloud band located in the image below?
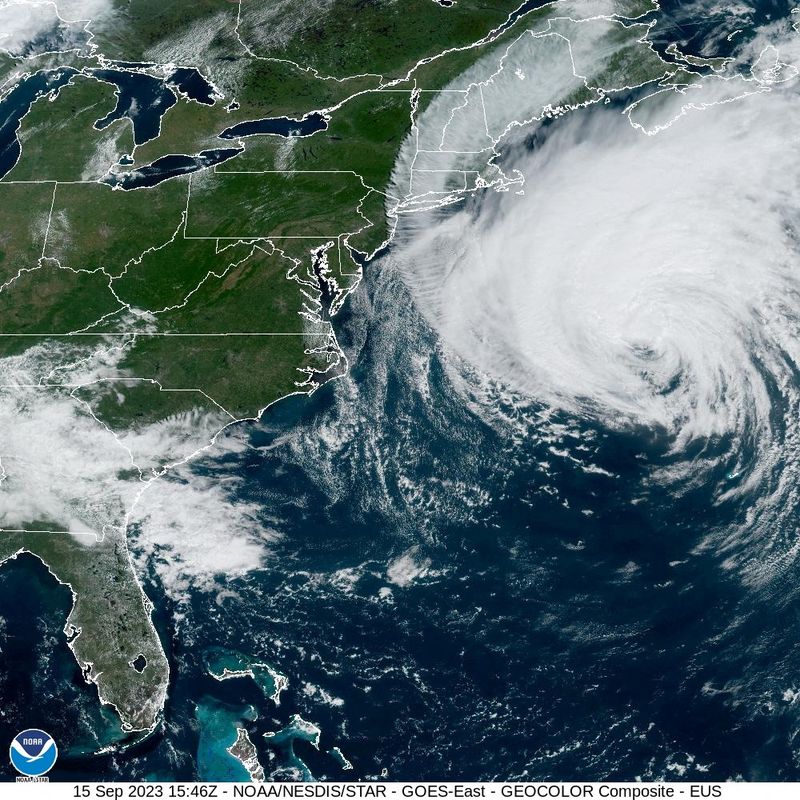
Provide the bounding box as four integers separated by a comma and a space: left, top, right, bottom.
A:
385, 13, 800, 587
392, 27, 800, 450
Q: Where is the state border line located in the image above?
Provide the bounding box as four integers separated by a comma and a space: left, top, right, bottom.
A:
0, 332, 314, 336
0, 529, 97, 536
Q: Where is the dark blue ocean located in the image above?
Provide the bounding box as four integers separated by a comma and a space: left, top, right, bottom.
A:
2, 254, 800, 780
2, 0, 800, 783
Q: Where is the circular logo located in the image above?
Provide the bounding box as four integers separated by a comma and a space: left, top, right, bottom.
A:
9, 729, 58, 777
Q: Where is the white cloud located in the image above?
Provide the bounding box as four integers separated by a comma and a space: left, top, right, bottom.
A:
392, 34, 800, 445
386, 546, 432, 587
389, 19, 800, 583
0, 341, 134, 538
0, 0, 110, 55
0, 2, 63, 55
0, 337, 272, 600
130, 468, 277, 600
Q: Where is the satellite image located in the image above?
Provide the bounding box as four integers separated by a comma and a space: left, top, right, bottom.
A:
0, 0, 798, 784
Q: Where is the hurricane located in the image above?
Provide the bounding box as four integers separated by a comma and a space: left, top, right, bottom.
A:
7, 0, 800, 782
386, 18, 800, 587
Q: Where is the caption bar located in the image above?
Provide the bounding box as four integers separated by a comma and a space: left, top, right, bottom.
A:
2, 783, 797, 800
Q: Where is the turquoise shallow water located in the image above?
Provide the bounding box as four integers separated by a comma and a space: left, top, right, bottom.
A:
196, 699, 255, 783
4, 216, 800, 781
1, 0, 800, 782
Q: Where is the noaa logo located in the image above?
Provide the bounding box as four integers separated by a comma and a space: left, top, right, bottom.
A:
9, 729, 58, 777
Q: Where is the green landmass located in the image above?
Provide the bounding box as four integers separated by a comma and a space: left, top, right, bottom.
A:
110, 236, 257, 311
185, 169, 370, 239
8, 75, 132, 182
45, 179, 188, 276
196, 698, 258, 782
231, 63, 381, 119
114, 331, 332, 421
204, 646, 288, 705
0, 529, 169, 732
92, 0, 235, 62
0, 262, 121, 337
0, 0, 684, 744
130, 98, 230, 167
227, 728, 265, 783
236, 0, 525, 77
0, 183, 54, 284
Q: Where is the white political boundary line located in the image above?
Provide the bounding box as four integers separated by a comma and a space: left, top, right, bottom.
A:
0, 529, 97, 536
0, 384, 242, 421
185, 235, 361, 240
185, 168, 385, 241
0, 0, 582, 708
232, 0, 554, 88
40, 183, 58, 257
0, 332, 314, 336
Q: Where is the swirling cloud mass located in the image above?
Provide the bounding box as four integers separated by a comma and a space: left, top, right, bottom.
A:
390, 18, 800, 580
